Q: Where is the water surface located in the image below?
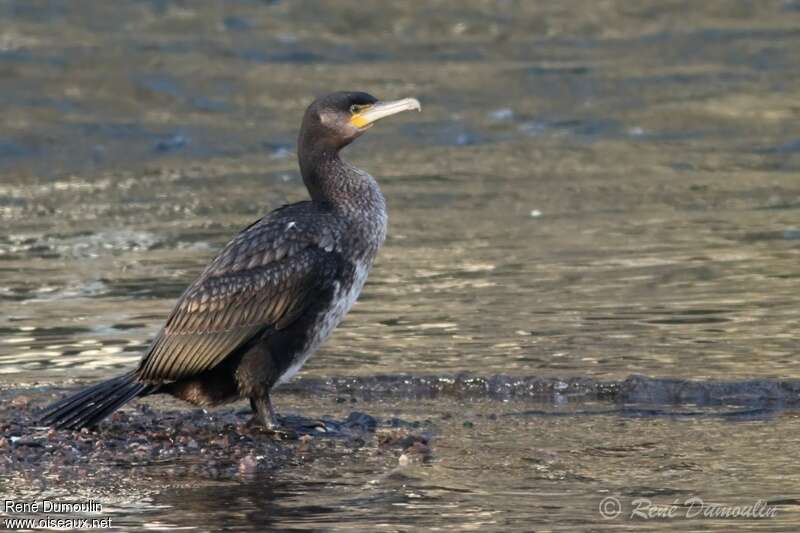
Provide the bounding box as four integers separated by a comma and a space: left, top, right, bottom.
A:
2, 0, 800, 530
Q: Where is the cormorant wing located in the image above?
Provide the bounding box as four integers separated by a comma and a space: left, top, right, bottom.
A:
137, 205, 341, 382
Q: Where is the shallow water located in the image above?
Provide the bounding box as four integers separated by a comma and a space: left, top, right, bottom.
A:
121, 394, 800, 532
2, 0, 800, 530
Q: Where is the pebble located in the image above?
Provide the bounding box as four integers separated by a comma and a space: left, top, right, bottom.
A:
238, 454, 258, 476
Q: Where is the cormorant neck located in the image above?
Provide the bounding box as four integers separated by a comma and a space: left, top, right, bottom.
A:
298, 141, 382, 215
298, 143, 341, 204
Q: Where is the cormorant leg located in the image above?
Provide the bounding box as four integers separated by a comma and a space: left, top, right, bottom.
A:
250, 394, 278, 429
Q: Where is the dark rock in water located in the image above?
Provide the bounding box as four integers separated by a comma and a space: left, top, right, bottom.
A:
377, 428, 433, 466
398, 440, 433, 466
155, 133, 189, 153
343, 411, 377, 432
387, 417, 421, 428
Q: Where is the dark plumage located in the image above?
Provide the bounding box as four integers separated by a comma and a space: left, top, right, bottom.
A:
39, 91, 421, 430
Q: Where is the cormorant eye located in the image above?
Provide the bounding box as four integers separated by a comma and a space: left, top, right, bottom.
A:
350, 103, 372, 114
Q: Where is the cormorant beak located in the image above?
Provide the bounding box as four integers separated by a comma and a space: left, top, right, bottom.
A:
350, 98, 421, 130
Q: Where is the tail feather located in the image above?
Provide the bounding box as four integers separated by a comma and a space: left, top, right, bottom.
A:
74, 379, 149, 428
39, 371, 153, 430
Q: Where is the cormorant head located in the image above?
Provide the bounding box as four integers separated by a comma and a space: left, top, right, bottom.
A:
299, 91, 421, 152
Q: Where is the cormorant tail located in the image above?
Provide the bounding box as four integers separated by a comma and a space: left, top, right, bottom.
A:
38, 371, 154, 430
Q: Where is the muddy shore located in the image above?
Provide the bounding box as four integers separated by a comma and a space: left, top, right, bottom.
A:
1, 385, 433, 493
4, 372, 798, 489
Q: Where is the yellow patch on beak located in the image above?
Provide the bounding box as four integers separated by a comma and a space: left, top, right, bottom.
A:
350, 113, 372, 129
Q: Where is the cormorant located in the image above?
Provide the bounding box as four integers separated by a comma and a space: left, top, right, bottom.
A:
39, 91, 421, 430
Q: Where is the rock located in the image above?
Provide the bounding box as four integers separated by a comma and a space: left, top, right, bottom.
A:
344, 411, 377, 432
238, 454, 258, 476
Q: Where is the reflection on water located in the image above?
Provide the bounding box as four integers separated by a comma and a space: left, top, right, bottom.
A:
2, 0, 800, 530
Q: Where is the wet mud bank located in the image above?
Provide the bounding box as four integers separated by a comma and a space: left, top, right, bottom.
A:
0, 387, 433, 489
